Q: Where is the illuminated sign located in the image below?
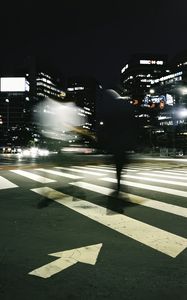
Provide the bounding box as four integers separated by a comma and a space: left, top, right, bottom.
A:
0, 77, 29, 92
67, 87, 84, 91
140, 60, 164, 65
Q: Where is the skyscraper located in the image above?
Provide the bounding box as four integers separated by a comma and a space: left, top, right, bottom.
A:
121, 53, 168, 101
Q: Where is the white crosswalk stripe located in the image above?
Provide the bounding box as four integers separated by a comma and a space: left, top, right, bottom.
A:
10, 169, 56, 183
139, 171, 187, 180
101, 177, 187, 198
153, 170, 187, 176
1, 164, 187, 257
76, 165, 139, 173
31, 186, 187, 258
70, 181, 187, 218
70, 166, 117, 173
0, 175, 18, 190
92, 165, 116, 170
166, 169, 187, 174
55, 166, 106, 176
120, 174, 187, 187
35, 168, 83, 179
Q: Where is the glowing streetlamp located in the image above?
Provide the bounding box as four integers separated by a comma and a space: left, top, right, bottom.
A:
177, 108, 187, 118
5, 99, 9, 130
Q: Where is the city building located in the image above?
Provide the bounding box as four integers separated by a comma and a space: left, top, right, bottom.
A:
0, 65, 66, 147
139, 51, 187, 154
149, 50, 187, 106
65, 76, 101, 133
0, 76, 31, 132
22, 55, 66, 102
121, 53, 168, 103
0, 61, 99, 149
30, 71, 66, 102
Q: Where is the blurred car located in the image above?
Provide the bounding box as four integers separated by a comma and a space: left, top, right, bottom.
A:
60, 145, 96, 154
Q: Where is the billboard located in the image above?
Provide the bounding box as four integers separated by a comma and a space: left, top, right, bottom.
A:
140, 60, 163, 65
0, 77, 29, 92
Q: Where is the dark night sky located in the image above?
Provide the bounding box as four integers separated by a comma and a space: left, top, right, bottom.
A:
1, 0, 187, 87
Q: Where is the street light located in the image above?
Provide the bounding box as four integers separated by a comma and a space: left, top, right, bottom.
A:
179, 109, 187, 118
5, 98, 9, 131
150, 88, 155, 95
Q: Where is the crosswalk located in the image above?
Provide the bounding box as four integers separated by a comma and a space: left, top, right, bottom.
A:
0, 175, 18, 189
1, 163, 187, 258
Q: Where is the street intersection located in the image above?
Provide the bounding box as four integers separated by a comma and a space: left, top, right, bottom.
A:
0, 158, 187, 299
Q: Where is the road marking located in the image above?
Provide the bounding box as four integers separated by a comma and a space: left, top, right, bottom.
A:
31, 187, 187, 258
94, 165, 116, 170
73, 166, 137, 173
29, 243, 102, 279
10, 170, 55, 183
78, 165, 140, 173
70, 181, 187, 218
138, 172, 187, 180
36, 168, 83, 179
72, 166, 117, 173
153, 170, 187, 176
166, 170, 187, 174
121, 174, 187, 187
0, 175, 18, 190
100, 177, 187, 198
55, 166, 106, 176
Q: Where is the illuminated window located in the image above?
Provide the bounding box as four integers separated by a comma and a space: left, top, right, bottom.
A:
121, 64, 128, 73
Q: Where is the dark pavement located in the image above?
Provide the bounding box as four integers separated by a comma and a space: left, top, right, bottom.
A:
0, 155, 187, 299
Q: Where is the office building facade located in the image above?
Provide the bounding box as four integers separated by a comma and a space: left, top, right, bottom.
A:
65, 77, 100, 132
121, 54, 168, 102
0, 68, 66, 147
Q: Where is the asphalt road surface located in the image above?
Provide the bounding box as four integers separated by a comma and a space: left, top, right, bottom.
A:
0, 156, 187, 299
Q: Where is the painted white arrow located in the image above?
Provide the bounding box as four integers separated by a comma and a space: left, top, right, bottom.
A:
29, 243, 103, 279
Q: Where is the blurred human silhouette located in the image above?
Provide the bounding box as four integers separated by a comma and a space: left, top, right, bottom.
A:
34, 97, 88, 142
97, 89, 138, 192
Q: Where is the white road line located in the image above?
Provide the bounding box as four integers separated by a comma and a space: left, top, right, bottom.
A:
153, 170, 187, 176
0, 176, 18, 190
138, 172, 187, 180
36, 168, 83, 179
70, 181, 187, 218
121, 174, 187, 187
96, 165, 146, 171
167, 170, 187, 174
31, 187, 187, 258
126, 168, 149, 171
55, 167, 106, 176
10, 170, 56, 183
93, 165, 116, 170
75, 166, 137, 173
101, 177, 187, 198
72, 166, 117, 173
122, 168, 139, 172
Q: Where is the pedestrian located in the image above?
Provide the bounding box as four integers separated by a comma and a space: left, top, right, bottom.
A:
97, 89, 138, 192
